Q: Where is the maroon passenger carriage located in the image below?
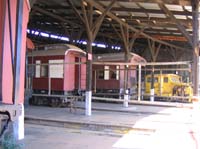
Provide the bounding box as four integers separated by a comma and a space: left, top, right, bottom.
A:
92, 52, 146, 98
27, 44, 86, 107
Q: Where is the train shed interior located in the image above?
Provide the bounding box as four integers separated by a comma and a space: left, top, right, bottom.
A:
0, 0, 200, 148
29, 0, 195, 60
27, 0, 200, 103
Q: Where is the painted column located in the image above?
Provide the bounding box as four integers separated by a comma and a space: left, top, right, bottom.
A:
0, 0, 30, 143
85, 39, 92, 116
13, 104, 24, 140
123, 89, 129, 107
192, 0, 200, 96
150, 66, 155, 102
138, 65, 141, 101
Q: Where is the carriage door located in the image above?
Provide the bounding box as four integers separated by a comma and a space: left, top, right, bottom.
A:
75, 57, 81, 91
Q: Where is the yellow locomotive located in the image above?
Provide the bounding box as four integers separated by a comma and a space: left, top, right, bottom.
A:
145, 74, 193, 102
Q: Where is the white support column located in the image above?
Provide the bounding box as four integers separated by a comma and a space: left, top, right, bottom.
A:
85, 91, 92, 116
13, 104, 24, 140
48, 77, 51, 95
150, 89, 155, 102
123, 89, 129, 107
138, 65, 141, 101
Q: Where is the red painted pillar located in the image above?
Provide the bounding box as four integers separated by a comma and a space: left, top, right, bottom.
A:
0, 0, 30, 141
0, 0, 30, 104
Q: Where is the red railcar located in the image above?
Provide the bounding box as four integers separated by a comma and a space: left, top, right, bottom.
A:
27, 44, 86, 106
92, 53, 146, 97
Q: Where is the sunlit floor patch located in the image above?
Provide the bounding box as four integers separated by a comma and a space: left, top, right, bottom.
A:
113, 128, 200, 149
113, 130, 154, 149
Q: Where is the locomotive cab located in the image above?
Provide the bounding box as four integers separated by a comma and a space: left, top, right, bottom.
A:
145, 74, 193, 102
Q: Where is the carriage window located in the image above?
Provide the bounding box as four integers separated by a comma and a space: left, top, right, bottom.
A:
171, 77, 180, 83
110, 66, 120, 80
164, 77, 168, 83
147, 77, 158, 83
98, 70, 104, 79
49, 60, 64, 78
111, 70, 116, 79
116, 65, 119, 80
104, 66, 109, 80
154, 77, 158, 83
41, 65, 48, 77
35, 60, 41, 78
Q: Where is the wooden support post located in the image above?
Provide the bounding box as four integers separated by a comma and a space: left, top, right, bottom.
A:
158, 2, 193, 47
192, 0, 200, 96
119, 24, 129, 106
160, 70, 162, 96
150, 66, 155, 102
94, 70, 97, 93
78, 57, 81, 91
112, 24, 144, 102
48, 64, 51, 96
81, 0, 116, 115
138, 65, 141, 101
148, 39, 161, 102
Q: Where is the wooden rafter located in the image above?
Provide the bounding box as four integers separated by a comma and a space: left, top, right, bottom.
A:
84, 0, 188, 51
42, 5, 192, 17
67, 0, 85, 24
111, 24, 122, 39
32, 6, 80, 27
148, 39, 161, 62
92, 0, 116, 38
129, 27, 145, 50
158, 3, 193, 47
81, 0, 116, 41
96, 0, 191, 6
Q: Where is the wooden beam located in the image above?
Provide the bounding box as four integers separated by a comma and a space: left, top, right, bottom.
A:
151, 35, 187, 41
191, 0, 200, 95
111, 7, 191, 16
154, 43, 161, 61
158, 3, 193, 47
32, 6, 80, 27
96, 0, 191, 6
111, 24, 122, 39
148, 39, 161, 62
129, 27, 145, 50
120, 24, 128, 50
81, 1, 92, 41
42, 5, 192, 16
84, 0, 188, 51
92, 0, 116, 39
67, 0, 85, 24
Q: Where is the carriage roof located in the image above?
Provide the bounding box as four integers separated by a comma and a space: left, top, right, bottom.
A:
27, 44, 85, 56
94, 52, 146, 63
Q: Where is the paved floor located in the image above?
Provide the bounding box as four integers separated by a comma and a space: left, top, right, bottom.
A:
24, 124, 119, 149
24, 101, 200, 149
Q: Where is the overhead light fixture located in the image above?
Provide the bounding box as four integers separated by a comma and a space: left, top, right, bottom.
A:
95, 10, 102, 15
136, 19, 141, 23
121, 18, 126, 22
83, 1, 87, 6
153, 20, 156, 24
106, 18, 112, 21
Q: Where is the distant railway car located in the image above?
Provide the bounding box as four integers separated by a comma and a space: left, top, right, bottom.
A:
92, 53, 146, 97
145, 74, 193, 102
27, 44, 86, 106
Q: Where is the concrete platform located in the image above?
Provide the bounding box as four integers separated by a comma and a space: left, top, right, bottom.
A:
24, 101, 200, 148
